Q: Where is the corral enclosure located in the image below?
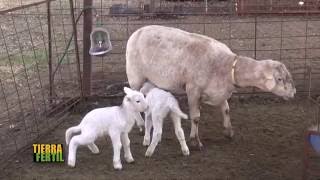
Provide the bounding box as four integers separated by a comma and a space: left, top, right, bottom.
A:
0, 0, 320, 179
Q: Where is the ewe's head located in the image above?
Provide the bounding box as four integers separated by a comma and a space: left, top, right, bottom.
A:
261, 60, 296, 100
123, 87, 148, 112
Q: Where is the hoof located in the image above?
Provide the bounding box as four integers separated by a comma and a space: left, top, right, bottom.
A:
91, 149, 100, 154
68, 160, 75, 168
223, 128, 234, 140
143, 139, 150, 146
113, 162, 123, 170
188, 138, 204, 151
145, 149, 153, 157
182, 147, 190, 156
125, 157, 135, 164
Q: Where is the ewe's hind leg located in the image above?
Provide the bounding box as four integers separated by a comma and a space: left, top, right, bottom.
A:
221, 100, 234, 139
171, 112, 189, 156
109, 132, 122, 170
143, 113, 152, 146
87, 143, 99, 154
145, 115, 163, 157
68, 135, 95, 167
121, 133, 134, 163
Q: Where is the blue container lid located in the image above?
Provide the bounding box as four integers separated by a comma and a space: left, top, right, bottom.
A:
310, 134, 320, 153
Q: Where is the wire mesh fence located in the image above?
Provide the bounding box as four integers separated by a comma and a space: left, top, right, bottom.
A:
0, 0, 320, 169
0, 0, 81, 166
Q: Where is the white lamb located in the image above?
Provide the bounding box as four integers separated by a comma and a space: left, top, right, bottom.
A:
140, 82, 190, 157
65, 87, 148, 170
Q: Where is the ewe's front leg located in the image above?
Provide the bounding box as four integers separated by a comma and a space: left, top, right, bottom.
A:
186, 84, 203, 150
121, 133, 134, 163
110, 132, 122, 170
220, 100, 234, 139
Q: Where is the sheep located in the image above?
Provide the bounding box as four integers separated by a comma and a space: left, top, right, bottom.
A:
65, 87, 148, 170
140, 82, 190, 157
126, 25, 296, 150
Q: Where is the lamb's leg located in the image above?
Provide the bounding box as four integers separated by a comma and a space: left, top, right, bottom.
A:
109, 132, 122, 170
145, 115, 163, 157
186, 84, 203, 150
170, 112, 190, 156
221, 100, 234, 139
143, 112, 152, 146
87, 143, 100, 154
121, 133, 134, 163
68, 134, 94, 167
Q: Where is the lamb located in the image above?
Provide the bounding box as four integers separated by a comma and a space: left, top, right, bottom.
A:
140, 82, 190, 157
126, 25, 296, 150
65, 87, 148, 170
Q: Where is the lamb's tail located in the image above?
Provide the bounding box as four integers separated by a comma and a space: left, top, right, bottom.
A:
65, 126, 81, 145
170, 103, 188, 120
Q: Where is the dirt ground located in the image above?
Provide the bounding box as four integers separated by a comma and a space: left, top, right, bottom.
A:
1, 95, 319, 180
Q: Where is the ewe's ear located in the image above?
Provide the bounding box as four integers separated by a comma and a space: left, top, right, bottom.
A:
124, 87, 133, 95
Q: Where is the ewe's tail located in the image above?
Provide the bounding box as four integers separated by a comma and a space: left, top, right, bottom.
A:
65, 126, 81, 145
170, 103, 188, 120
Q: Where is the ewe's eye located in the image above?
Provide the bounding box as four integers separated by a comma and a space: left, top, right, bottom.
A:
277, 78, 282, 82
136, 100, 140, 103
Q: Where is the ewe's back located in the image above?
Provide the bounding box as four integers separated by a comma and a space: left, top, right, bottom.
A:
126, 25, 235, 92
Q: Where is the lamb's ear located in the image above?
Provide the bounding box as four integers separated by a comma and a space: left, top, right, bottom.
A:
124, 87, 133, 95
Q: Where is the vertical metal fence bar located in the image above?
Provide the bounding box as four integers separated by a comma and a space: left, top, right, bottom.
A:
47, 1, 53, 104
304, 17, 309, 92
10, 14, 40, 137
69, 0, 83, 98
83, 0, 93, 97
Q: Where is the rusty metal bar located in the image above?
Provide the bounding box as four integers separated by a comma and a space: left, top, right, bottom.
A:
69, 0, 84, 98
47, 1, 53, 104
82, 0, 93, 97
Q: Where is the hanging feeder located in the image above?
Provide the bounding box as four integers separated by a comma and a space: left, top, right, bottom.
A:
89, 27, 112, 56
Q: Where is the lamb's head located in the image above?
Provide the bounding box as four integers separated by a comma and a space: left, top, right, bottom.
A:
260, 60, 296, 100
123, 87, 148, 112
140, 81, 156, 96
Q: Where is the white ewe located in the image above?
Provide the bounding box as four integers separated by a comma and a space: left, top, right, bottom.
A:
140, 82, 189, 157
65, 87, 148, 170
126, 25, 296, 150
